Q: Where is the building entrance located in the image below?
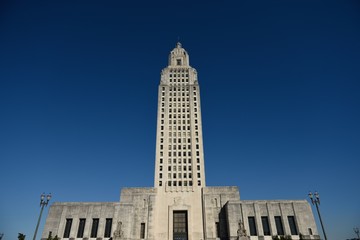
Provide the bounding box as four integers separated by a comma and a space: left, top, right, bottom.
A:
173, 211, 188, 240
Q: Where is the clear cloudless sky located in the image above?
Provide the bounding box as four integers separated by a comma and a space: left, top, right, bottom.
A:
0, 1, 359, 240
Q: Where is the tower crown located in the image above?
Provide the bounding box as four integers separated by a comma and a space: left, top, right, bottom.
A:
168, 42, 190, 67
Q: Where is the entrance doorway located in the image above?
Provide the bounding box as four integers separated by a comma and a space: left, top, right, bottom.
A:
173, 211, 188, 240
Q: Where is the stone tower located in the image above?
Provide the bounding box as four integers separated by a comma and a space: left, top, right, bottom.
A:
153, 42, 206, 240
154, 42, 206, 190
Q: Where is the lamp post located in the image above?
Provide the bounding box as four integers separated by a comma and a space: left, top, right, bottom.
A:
308, 191, 327, 240
33, 193, 52, 240
354, 227, 360, 240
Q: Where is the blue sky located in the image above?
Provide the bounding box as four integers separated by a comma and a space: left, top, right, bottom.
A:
0, 1, 359, 240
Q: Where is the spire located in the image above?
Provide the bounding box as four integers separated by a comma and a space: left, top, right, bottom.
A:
176, 42, 182, 48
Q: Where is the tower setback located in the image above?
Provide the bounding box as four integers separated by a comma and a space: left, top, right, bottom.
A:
42, 43, 320, 240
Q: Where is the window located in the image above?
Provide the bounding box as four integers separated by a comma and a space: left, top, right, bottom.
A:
63, 218, 72, 238
77, 219, 86, 238
261, 216, 270, 236
274, 216, 284, 235
104, 218, 112, 238
308, 228, 313, 235
248, 217, 257, 236
140, 223, 146, 239
91, 218, 99, 238
215, 222, 220, 237
197, 180, 201, 186
288, 216, 298, 235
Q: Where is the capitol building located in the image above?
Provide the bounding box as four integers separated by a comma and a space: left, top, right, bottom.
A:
42, 43, 320, 240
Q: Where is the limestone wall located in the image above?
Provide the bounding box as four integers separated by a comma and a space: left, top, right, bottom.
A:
226, 200, 320, 240
41, 202, 117, 240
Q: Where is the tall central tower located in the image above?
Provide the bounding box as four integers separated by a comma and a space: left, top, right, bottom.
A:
153, 43, 206, 240
154, 42, 206, 190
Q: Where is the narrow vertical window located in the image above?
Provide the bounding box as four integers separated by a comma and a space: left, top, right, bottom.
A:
63, 218, 72, 238
288, 216, 298, 235
261, 216, 270, 236
77, 218, 86, 238
140, 223, 146, 239
274, 216, 284, 235
91, 218, 99, 238
248, 216, 257, 236
215, 222, 220, 237
104, 218, 112, 238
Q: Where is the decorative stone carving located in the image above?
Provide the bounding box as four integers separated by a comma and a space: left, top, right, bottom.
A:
237, 220, 249, 240
113, 221, 124, 240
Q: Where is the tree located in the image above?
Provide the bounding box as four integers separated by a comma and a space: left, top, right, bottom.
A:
18, 233, 26, 240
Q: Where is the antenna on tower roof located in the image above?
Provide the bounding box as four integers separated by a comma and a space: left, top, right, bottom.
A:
176, 36, 182, 48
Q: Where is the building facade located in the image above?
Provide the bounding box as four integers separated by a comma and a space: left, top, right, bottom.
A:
41, 43, 320, 240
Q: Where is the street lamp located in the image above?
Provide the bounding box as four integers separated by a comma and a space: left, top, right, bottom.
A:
33, 193, 52, 240
308, 191, 327, 240
354, 227, 360, 240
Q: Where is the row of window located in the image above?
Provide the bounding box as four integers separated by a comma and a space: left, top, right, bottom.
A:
164, 104, 198, 110
161, 114, 191, 119
167, 144, 199, 150
164, 172, 201, 179
158, 130, 199, 138
63, 218, 112, 238
159, 147, 199, 157
159, 157, 201, 164
165, 120, 199, 128
248, 216, 298, 236
161, 89, 197, 97
162, 86, 196, 90
167, 98, 197, 104
159, 179, 202, 187
169, 79, 189, 84
64, 219, 147, 239
169, 74, 189, 77
166, 151, 200, 157
168, 68, 189, 73
167, 109, 190, 113
161, 172, 200, 179
165, 165, 201, 171
159, 165, 193, 171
